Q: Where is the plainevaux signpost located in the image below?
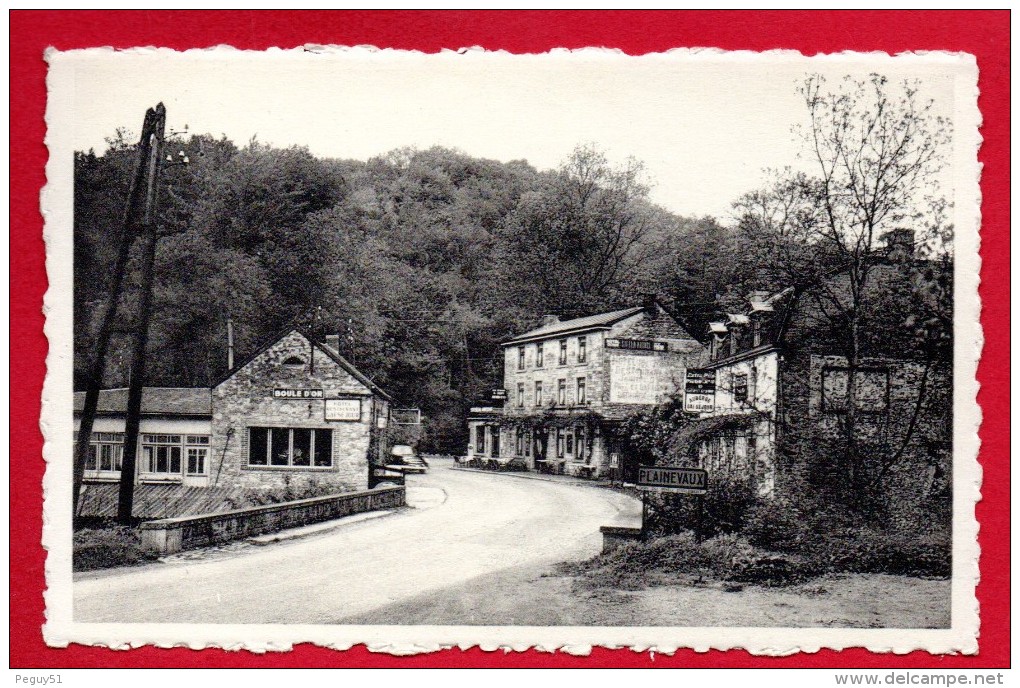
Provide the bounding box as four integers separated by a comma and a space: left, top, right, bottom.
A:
636, 465, 710, 540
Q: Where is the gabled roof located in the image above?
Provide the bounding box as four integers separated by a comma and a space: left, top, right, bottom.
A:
73, 387, 212, 417
502, 307, 644, 346
214, 326, 392, 401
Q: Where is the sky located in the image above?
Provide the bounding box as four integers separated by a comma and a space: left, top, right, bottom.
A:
59, 47, 960, 220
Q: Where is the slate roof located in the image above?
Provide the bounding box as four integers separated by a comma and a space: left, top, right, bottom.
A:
502, 307, 645, 346
77, 483, 243, 519
73, 387, 212, 417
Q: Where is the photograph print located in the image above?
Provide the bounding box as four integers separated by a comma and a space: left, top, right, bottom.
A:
43, 47, 981, 653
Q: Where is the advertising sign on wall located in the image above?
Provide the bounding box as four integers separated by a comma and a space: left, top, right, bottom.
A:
684, 369, 716, 412
324, 398, 362, 421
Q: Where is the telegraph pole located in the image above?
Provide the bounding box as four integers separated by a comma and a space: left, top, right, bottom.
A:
117, 103, 167, 524
73, 104, 164, 519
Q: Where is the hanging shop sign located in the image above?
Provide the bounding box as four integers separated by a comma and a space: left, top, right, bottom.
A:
324, 398, 362, 421
273, 388, 323, 399
637, 466, 708, 494
684, 369, 716, 412
605, 338, 668, 352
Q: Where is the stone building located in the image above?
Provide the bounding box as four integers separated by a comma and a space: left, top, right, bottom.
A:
683, 232, 952, 524
73, 327, 393, 512
476, 296, 705, 478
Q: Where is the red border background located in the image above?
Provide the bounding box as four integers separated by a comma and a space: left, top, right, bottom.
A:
10, 10, 1009, 669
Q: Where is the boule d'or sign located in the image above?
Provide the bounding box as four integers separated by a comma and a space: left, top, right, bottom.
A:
273, 388, 324, 399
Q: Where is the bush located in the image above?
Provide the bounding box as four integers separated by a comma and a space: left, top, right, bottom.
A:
649, 476, 761, 539
73, 526, 160, 571
742, 491, 951, 578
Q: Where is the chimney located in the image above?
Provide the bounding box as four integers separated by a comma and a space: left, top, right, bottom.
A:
641, 293, 658, 315
541, 315, 560, 327
883, 229, 915, 262
324, 334, 341, 351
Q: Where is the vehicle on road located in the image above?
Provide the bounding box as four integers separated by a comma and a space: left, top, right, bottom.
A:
386, 445, 429, 474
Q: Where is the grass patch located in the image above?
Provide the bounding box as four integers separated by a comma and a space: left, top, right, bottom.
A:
73, 525, 160, 572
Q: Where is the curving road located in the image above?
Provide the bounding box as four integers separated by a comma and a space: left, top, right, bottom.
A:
73, 458, 639, 624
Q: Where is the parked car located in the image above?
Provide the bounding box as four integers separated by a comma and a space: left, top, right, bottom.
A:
386, 445, 429, 474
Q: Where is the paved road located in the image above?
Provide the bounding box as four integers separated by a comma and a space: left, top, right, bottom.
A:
74, 459, 639, 624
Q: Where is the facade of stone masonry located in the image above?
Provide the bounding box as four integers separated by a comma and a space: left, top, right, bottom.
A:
73, 328, 393, 499
469, 298, 706, 478
693, 243, 952, 521
212, 329, 391, 493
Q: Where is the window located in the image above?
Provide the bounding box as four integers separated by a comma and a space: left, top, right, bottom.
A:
534, 381, 543, 407
475, 425, 486, 454
524, 430, 532, 457
822, 367, 890, 413
556, 430, 565, 458
516, 427, 524, 455
517, 345, 526, 371
517, 383, 525, 408
733, 373, 748, 403
557, 379, 566, 405
186, 435, 209, 476
576, 427, 587, 462
559, 339, 568, 365
84, 432, 125, 472
536, 343, 544, 368
578, 336, 587, 363
247, 427, 333, 467
576, 377, 587, 404
142, 434, 182, 475
282, 355, 306, 367
565, 431, 574, 456
752, 319, 762, 347
491, 427, 501, 457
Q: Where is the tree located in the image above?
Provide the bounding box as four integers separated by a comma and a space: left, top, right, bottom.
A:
737, 74, 953, 506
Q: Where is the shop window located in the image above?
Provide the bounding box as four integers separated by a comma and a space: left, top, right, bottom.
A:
186, 435, 210, 476
578, 336, 587, 363
247, 427, 333, 468
576, 377, 586, 404
557, 379, 566, 405
84, 432, 125, 473
142, 434, 183, 475
517, 346, 526, 371
534, 381, 543, 407
536, 343, 544, 368
559, 339, 568, 365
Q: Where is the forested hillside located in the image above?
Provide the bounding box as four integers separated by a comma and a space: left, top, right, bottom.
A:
74, 137, 765, 451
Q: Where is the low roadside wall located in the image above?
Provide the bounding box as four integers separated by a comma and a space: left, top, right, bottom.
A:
600, 524, 644, 553
139, 486, 405, 554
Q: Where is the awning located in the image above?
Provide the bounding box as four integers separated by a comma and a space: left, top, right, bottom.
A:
667, 413, 762, 458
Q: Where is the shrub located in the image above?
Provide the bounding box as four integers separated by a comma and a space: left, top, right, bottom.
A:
649, 476, 761, 539
73, 526, 160, 571
805, 527, 951, 578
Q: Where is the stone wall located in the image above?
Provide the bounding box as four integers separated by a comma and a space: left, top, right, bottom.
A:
139, 486, 405, 554
212, 330, 380, 493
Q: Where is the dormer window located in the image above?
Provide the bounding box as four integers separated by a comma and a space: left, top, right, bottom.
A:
282, 356, 306, 368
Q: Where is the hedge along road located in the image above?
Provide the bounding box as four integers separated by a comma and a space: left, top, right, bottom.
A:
73, 458, 640, 624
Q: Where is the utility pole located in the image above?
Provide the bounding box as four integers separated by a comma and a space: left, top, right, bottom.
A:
117, 103, 167, 524
73, 104, 164, 519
